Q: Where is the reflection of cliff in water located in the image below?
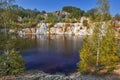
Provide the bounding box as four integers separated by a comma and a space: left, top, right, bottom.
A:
38, 35, 81, 55
20, 34, 84, 56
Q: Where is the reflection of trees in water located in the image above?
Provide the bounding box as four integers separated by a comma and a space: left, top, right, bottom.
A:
0, 34, 36, 54
1, 34, 85, 57
35, 35, 84, 57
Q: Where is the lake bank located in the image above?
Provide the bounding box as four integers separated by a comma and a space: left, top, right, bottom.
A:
1, 70, 120, 80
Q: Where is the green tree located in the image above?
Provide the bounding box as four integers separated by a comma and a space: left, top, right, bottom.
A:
78, 0, 120, 74
114, 14, 120, 21
35, 14, 44, 22
86, 8, 98, 20
45, 13, 58, 23
83, 20, 89, 29
78, 35, 96, 74
0, 0, 16, 30
0, 49, 25, 76
62, 6, 84, 19
0, 0, 15, 8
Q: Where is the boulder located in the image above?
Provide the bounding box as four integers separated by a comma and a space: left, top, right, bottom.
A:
36, 23, 47, 34
23, 28, 31, 34
31, 28, 36, 34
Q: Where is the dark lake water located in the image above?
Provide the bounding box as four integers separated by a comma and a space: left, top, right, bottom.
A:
21, 35, 84, 74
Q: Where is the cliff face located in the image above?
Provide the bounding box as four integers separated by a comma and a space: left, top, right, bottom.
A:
17, 23, 93, 35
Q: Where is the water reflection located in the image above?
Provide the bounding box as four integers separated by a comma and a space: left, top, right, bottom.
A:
0, 34, 36, 54
21, 35, 84, 74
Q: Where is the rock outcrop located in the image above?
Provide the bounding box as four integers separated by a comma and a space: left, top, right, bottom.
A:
17, 23, 93, 35
36, 23, 47, 34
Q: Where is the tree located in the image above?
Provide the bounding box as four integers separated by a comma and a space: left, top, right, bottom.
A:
0, 0, 16, 30
35, 14, 44, 22
86, 8, 98, 20
45, 13, 58, 23
62, 6, 85, 19
114, 14, 120, 21
41, 10, 46, 14
95, 0, 109, 72
78, 0, 120, 74
78, 35, 96, 74
83, 20, 89, 29
0, 49, 25, 76
104, 13, 111, 21
0, 0, 15, 8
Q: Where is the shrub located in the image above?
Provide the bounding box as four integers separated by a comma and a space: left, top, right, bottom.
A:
83, 20, 88, 26
0, 49, 25, 76
48, 23, 55, 28
83, 20, 90, 29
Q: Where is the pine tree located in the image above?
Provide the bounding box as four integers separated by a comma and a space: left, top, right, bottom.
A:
99, 24, 120, 72
78, 35, 96, 74
0, 49, 25, 76
78, 0, 120, 74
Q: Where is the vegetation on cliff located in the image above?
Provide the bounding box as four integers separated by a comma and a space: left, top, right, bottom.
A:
0, 0, 116, 31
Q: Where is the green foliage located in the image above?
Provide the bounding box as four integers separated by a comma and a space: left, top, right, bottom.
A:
0, 3, 43, 29
41, 10, 46, 14
78, 36, 96, 74
0, 8, 18, 30
48, 23, 55, 28
86, 8, 98, 18
99, 25, 120, 72
0, 34, 36, 53
78, 0, 119, 74
86, 7, 111, 22
45, 13, 58, 23
22, 17, 29, 23
83, 20, 89, 28
95, 13, 111, 22
104, 13, 111, 21
0, 0, 18, 29
0, 0, 15, 8
78, 23, 120, 74
97, 0, 109, 14
114, 14, 120, 20
0, 49, 25, 76
35, 14, 44, 21
62, 6, 84, 19
86, 8, 101, 22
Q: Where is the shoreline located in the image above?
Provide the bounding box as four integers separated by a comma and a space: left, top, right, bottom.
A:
1, 70, 120, 80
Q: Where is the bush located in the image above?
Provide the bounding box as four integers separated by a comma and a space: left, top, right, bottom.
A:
83, 20, 89, 29
0, 49, 25, 76
83, 20, 88, 26
48, 23, 55, 28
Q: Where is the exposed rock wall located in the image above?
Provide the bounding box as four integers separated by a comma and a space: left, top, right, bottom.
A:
17, 23, 93, 35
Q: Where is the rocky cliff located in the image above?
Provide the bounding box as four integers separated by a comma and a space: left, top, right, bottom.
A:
17, 23, 93, 35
